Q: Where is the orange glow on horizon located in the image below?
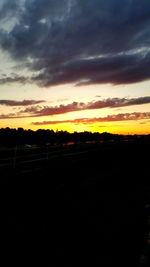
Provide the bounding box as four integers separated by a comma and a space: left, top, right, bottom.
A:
0, 117, 149, 135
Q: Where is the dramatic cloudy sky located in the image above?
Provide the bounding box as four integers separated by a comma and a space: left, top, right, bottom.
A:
0, 0, 150, 134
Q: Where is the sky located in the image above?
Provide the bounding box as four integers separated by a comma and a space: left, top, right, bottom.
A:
0, 0, 150, 134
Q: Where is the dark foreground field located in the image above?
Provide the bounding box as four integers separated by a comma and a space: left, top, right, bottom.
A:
0, 140, 150, 266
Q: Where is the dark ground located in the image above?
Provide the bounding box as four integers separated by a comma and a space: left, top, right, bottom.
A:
0, 140, 150, 266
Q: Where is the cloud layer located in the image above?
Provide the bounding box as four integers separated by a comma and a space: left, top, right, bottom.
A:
1, 96, 150, 120
32, 112, 150, 125
0, 0, 150, 86
17, 96, 150, 117
0, 99, 45, 106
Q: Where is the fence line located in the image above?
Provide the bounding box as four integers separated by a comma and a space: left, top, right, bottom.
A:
0, 143, 100, 172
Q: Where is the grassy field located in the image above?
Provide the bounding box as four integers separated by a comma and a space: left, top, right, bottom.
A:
0, 140, 150, 266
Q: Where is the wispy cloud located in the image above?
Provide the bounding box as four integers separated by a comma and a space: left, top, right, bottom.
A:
0, 113, 18, 119
19, 96, 150, 116
0, 99, 45, 106
1, 96, 150, 119
32, 112, 150, 125
0, 75, 29, 85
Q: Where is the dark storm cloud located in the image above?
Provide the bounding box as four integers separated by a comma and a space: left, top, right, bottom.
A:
1, 0, 150, 86
0, 99, 45, 106
0, 0, 18, 20
32, 112, 150, 125
20, 96, 150, 116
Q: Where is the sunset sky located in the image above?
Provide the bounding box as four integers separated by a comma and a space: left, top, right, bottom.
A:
0, 0, 150, 134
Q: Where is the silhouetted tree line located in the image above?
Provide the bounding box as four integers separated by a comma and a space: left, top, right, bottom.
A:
0, 127, 150, 147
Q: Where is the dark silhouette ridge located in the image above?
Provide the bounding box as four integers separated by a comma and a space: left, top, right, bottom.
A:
0, 127, 150, 147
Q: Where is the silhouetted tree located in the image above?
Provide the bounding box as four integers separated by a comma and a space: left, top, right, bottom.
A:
0, 127, 149, 147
